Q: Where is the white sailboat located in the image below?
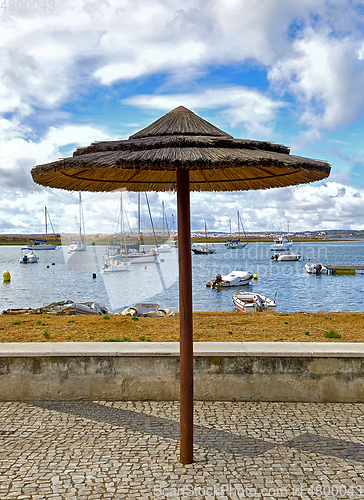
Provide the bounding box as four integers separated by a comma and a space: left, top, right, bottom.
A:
26, 207, 59, 250
103, 193, 131, 273
125, 193, 160, 264
225, 211, 248, 249
68, 192, 87, 252
191, 222, 216, 254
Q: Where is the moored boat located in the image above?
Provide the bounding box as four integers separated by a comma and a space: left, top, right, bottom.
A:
225, 211, 248, 249
232, 291, 277, 312
206, 270, 253, 287
19, 249, 39, 264
271, 233, 293, 251
305, 262, 328, 274
271, 252, 301, 261
192, 222, 216, 254
26, 207, 59, 250
68, 192, 87, 252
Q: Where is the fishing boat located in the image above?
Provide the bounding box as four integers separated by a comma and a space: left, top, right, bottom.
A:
68, 192, 87, 252
26, 207, 59, 250
102, 193, 131, 273
271, 233, 293, 251
232, 291, 277, 312
191, 222, 216, 254
225, 211, 248, 249
19, 249, 39, 264
206, 270, 253, 287
305, 262, 328, 274
271, 252, 301, 261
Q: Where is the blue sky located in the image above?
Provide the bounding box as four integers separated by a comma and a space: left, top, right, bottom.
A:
1, 0, 364, 235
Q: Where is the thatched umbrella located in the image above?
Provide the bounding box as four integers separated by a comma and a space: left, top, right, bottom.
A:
31, 106, 331, 464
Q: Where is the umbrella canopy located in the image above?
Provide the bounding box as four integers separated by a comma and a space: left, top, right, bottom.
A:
31, 106, 331, 465
31, 106, 330, 192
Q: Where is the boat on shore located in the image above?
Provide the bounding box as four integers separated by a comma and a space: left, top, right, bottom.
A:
19, 249, 39, 264
271, 252, 301, 261
232, 291, 277, 312
206, 270, 253, 288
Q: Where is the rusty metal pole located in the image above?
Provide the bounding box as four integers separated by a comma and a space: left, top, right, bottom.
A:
176, 167, 193, 464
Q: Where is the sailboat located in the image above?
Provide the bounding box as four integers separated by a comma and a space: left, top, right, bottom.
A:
225, 211, 248, 249
68, 192, 87, 252
155, 201, 174, 253
124, 193, 160, 263
26, 207, 59, 250
191, 222, 216, 254
103, 193, 131, 273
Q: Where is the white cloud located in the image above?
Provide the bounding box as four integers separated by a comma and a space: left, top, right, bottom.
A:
123, 86, 286, 138
269, 29, 364, 129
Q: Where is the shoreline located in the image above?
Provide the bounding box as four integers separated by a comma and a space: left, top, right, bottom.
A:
0, 310, 363, 343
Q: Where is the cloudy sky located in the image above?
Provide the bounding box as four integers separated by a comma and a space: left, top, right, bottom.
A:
1, 0, 364, 235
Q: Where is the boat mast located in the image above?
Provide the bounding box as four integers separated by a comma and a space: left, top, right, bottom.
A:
237, 211, 240, 238
45, 207, 48, 242
137, 192, 141, 250
78, 192, 82, 242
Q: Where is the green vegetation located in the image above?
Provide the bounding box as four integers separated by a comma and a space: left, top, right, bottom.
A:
103, 315, 110, 320
304, 331, 310, 335
12, 321, 21, 325
131, 316, 139, 321
68, 320, 75, 323
42, 331, 50, 339
139, 336, 151, 342
324, 330, 341, 339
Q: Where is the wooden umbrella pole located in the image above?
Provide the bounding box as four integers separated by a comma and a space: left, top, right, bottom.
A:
176, 167, 194, 464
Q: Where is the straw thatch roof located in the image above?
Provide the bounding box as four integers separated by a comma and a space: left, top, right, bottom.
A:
31, 106, 331, 192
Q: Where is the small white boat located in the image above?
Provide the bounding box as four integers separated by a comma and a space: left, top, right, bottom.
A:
305, 262, 328, 274
207, 270, 253, 288
271, 234, 293, 251
121, 303, 175, 317
272, 252, 301, 261
232, 291, 277, 312
102, 256, 131, 273
19, 249, 39, 264
127, 248, 160, 263
68, 239, 87, 252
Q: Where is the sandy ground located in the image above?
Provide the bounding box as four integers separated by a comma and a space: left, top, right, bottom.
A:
0, 310, 363, 343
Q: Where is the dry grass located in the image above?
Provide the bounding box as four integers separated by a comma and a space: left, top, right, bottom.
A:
1, 311, 363, 343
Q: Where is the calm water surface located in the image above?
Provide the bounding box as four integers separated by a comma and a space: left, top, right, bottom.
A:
1, 241, 363, 313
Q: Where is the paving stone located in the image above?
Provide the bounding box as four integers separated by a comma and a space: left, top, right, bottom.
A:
1, 401, 364, 498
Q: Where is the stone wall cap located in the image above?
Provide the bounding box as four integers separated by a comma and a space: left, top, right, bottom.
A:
0, 342, 364, 357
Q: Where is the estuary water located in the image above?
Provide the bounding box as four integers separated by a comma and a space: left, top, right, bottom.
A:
0, 240, 363, 313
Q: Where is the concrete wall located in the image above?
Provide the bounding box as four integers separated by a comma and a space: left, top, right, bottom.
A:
1, 342, 364, 402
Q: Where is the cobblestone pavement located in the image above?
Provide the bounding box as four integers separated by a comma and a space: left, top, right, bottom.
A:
1, 401, 364, 499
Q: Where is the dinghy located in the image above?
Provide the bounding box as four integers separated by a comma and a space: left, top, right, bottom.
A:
232, 291, 277, 312
206, 270, 253, 288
